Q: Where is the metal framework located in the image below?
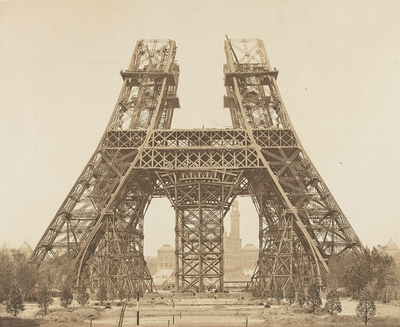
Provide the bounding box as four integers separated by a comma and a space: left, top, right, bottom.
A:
30, 38, 362, 296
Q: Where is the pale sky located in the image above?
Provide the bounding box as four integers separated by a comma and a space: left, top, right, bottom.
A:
1, 0, 400, 256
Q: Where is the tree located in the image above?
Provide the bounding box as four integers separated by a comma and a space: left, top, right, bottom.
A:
325, 290, 342, 315
272, 284, 283, 304
14, 256, 38, 301
343, 251, 371, 298
286, 283, 296, 306
326, 254, 346, 291
37, 286, 53, 315
60, 286, 73, 308
6, 284, 25, 317
97, 283, 107, 305
0, 249, 15, 301
343, 247, 399, 300
77, 284, 89, 307
356, 289, 376, 326
261, 290, 270, 301
307, 283, 322, 313
118, 287, 126, 302
369, 247, 399, 302
297, 288, 306, 307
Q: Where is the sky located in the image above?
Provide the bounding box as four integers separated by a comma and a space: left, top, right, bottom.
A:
0, 0, 400, 256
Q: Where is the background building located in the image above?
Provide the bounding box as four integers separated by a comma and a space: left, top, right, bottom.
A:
224, 200, 242, 269
383, 238, 400, 263
223, 200, 258, 277
151, 244, 175, 291
5, 241, 34, 261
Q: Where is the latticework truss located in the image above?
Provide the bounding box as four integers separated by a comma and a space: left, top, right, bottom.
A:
30, 38, 362, 297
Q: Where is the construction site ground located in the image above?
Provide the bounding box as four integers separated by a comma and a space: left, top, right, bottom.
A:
1, 293, 400, 327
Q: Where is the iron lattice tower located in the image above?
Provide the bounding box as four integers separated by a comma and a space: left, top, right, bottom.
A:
30, 38, 362, 296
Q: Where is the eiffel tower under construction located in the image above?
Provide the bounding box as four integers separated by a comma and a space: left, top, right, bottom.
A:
30, 38, 362, 297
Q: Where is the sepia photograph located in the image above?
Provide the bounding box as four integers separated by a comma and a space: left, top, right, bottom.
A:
1, 0, 400, 326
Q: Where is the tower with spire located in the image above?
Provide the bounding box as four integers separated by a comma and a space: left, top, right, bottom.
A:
224, 200, 242, 269
230, 200, 240, 239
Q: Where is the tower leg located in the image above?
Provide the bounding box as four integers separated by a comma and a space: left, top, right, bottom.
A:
80, 172, 155, 297
247, 171, 322, 296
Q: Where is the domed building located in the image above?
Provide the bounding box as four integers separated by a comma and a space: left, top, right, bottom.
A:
385, 239, 399, 255
18, 241, 33, 258
9, 241, 34, 261
384, 238, 400, 262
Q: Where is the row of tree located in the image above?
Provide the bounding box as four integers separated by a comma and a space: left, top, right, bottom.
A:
267, 282, 339, 314
1, 245, 397, 325
327, 246, 400, 301
261, 281, 374, 326
6, 284, 55, 317
0, 249, 37, 302
6, 280, 376, 326
298, 284, 376, 326
251, 247, 397, 325
6, 283, 90, 317
0, 247, 93, 318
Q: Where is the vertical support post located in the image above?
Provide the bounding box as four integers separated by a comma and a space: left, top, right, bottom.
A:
158, 170, 242, 294
172, 291, 175, 324
136, 292, 140, 325
118, 302, 126, 327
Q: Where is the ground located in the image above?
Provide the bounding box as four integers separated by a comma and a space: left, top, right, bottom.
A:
1, 293, 400, 327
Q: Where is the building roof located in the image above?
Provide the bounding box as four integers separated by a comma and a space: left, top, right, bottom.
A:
242, 243, 258, 252
386, 239, 400, 252
153, 268, 175, 279
18, 242, 33, 256
242, 269, 255, 277
157, 244, 175, 253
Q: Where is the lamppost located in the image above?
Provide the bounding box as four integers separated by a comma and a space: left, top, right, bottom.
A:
172, 290, 176, 324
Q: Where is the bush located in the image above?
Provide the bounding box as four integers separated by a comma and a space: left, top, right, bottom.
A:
6, 284, 24, 317
356, 289, 376, 326
60, 286, 73, 309
325, 290, 342, 315
297, 288, 306, 307
77, 285, 89, 307
286, 283, 296, 306
37, 286, 53, 315
307, 284, 322, 313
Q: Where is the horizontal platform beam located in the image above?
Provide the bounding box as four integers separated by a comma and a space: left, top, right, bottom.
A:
102, 128, 297, 149
137, 148, 261, 168
120, 69, 178, 86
